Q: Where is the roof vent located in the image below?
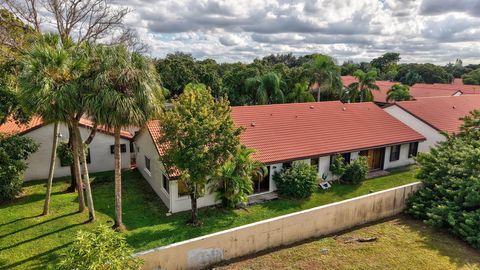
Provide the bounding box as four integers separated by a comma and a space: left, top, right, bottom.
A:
309, 105, 314, 109
342, 107, 347, 111
251, 121, 256, 127
452, 105, 456, 109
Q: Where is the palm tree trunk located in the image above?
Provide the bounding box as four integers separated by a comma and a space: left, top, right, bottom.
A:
66, 126, 77, 192
70, 122, 85, 213
74, 124, 95, 222
316, 87, 321, 102
42, 122, 59, 216
113, 126, 125, 231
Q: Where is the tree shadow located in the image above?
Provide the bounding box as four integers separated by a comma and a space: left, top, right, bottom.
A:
0, 242, 71, 270
0, 212, 77, 239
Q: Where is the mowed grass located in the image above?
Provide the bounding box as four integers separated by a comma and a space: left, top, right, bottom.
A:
0, 168, 419, 269
217, 215, 480, 270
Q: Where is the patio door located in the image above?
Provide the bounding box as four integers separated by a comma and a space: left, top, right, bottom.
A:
360, 148, 385, 171
252, 166, 270, 194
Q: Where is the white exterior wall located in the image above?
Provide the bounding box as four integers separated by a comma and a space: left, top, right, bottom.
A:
169, 181, 218, 213
383, 143, 414, 170
135, 131, 171, 210
23, 123, 131, 181
384, 105, 446, 152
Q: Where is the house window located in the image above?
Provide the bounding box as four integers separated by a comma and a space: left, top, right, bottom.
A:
390, 145, 401, 162
409, 142, 419, 157
129, 141, 134, 153
283, 162, 292, 170
162, 174, 169, 194
145, 156, 151, 173
310, 158, 319, 170
86, 148, 91, 164
178, 180, 190, 197
110, 144, 127, 154
330, 153, 351, 165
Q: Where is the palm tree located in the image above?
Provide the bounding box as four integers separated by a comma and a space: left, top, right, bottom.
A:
348, 70, 379, 102
386, 83, 412, 102
19, 34, 87, 214
286, 82, 315, 103
87, 45, 163, 231
245, 72, 285, 105
303, 54, 343, 102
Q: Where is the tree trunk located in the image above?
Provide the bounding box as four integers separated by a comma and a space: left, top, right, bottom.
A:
42, 122, 59, 216
70, 122, 85, 213
190, 192, 199, 226
316, 87, 321, 102
113, 127, 125, 231
66, 126, 77, 192
74, 124, 96, 222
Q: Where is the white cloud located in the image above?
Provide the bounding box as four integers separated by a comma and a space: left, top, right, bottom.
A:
117, 0, 480, 64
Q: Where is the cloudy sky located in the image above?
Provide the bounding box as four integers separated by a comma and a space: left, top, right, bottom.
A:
115, 0, 480, 64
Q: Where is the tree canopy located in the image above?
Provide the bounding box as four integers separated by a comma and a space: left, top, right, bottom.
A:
462, 69, 480, 85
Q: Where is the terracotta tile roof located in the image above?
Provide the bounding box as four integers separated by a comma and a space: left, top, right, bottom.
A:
145, 120, 180, 177
0, 116, 134, 139
394, 95, 480, 134
231, 101, 424, 164
341, 76, 397, 103
411, 83, 480, 95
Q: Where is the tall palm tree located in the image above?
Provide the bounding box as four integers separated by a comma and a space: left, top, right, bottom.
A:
286, 82, 315, 103
386, 83, 412, 102
348, 70, 379, 103
303, 54, 343, 102
87, 45, 163, 231
19, 34, 87, 214
245, 72, 285, 105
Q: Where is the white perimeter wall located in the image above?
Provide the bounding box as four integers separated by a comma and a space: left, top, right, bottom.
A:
136, 182, 423, 270
23, 123, 131, 181
384, 105, 446, 152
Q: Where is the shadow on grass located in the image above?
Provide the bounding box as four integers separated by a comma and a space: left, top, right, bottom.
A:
0, 242, 71, 270
0, 212, 78, 239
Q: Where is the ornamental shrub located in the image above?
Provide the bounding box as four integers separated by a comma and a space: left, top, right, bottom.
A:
342, 156, 368, 184
57, 225, 143, 270
273, 162, 318, 198
406, 110, 480, 248
329, 154, 346, 178
0, 135, 38, 201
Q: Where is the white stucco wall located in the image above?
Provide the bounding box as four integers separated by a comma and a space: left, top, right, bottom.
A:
134, 130, 171, 210
383, 143, 414, 170
23, 123, 131, 181
384, 105, 446, 152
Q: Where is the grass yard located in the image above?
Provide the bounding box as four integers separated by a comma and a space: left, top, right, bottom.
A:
217, 215, 480, 270
0, 168, 419, 269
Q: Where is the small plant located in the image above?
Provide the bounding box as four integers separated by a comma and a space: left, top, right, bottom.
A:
273, 162, 318, 198
329, 154, 346, 178
57, 225, 143, 270
0, 135, 38, 201
342, 157, 368, 184
57, 141, 73, 166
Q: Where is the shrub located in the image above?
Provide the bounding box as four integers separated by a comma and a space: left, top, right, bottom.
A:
329, 154, 346, 178
273, 162, 318, 198
57, 225, 143, 270
342, 156, 368, 184
406, 110, 480, 248
0, 135, 38, 201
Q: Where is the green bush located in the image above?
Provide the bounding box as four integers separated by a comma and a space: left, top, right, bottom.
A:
406, 110, 480, 248
342, 156, 368, 184
273, 162, 318, 198
57, 225, 143, 270
0, 135, 38, 201
329, 154, 346, 177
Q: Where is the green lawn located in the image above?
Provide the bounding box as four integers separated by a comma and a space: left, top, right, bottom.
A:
217, 215, 480, 270
0, 168, 419, 269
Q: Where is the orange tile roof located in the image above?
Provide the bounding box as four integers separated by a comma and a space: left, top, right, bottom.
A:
145, 120, 180, 177
0, 116, 133, 139
411, 83, 480, 95
394, 95, 480, 134
231, 101, 424, 163
341, 76, 397, 103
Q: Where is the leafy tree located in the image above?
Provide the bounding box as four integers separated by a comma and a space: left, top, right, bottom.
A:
245, 72, 285, 105
341, 61, 360, 76
159, 83, 241, 226
370, 52, 400, 80
87, 45, 163, 231
303, 54, 343, 102
386, 84, 412, 102
396, 63, 452, 84
0, 135, 38, 201
155, 52, 198, 97
214, 146, 266, 208
222, 63, 262, 105
57, 225, 142, 270
348, 69, 379, 102
462, 68, 480, 85
286, 82, 315, 103
406, 110, 480, 248
342, 157, 368, 184
273, 162, 318, 198
196, 58, 223, 98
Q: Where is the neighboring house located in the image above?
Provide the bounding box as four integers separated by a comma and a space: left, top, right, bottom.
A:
0, 116, 134, 181
135, 101, 425, 213
341, 75, 397, 106
383, 95, 480, 152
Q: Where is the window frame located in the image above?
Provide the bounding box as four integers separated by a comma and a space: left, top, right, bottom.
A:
161, 174, 169, 194
389, 145, 401, 162
408, 142, 419, 157
144, 156, 151, 174
110, 144, 127, 154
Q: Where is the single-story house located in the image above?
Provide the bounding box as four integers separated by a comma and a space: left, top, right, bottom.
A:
135, 101, 425, 213
0, 116, 134, 181
383, 95, 480, 152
